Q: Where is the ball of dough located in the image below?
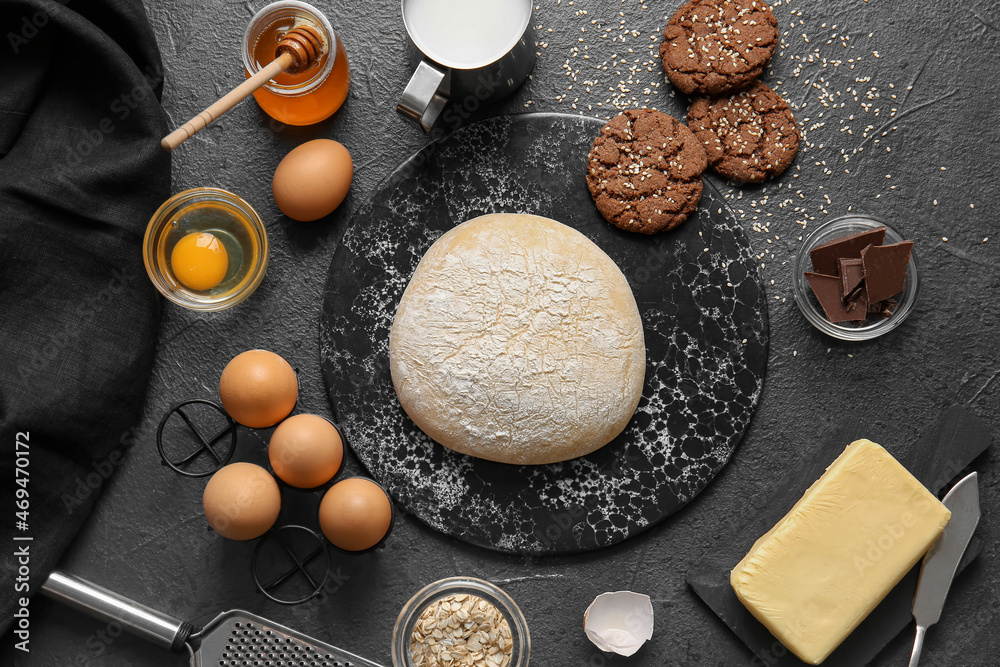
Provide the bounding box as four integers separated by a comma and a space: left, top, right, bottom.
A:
389, 213, 645, 465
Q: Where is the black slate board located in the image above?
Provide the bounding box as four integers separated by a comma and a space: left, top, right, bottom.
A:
319, 112, 768, 555
687, 406, 993, 666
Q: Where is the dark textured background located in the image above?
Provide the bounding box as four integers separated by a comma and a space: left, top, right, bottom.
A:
8, 0, 1000, 665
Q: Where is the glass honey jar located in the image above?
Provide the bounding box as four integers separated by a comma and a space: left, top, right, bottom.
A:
242, 1, 350, 126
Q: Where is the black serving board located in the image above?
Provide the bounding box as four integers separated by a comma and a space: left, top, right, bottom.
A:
687, 405, 993, 666
319, 112, 769, 555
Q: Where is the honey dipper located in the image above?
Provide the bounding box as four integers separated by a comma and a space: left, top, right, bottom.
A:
161, 24, 324, 151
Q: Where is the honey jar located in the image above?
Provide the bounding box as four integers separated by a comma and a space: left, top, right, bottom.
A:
242, 1, 350, 126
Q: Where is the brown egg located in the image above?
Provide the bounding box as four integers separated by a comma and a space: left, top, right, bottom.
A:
268, 414, 344, 488
219, 350, 298, 428
272, 139, 353, 221
203, 462, 281, 540
318, 478, 393, 551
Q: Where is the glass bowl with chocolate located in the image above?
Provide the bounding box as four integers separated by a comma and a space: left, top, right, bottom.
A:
792, 215, 919, 341
391, 576, 530, 667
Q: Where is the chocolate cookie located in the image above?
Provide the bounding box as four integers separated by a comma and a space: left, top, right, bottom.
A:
586, 109, 707, 235
660, 0, 778, 96
687, 81, 799, 183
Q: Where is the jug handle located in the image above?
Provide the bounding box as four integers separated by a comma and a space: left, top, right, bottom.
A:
397, 61, 448, 132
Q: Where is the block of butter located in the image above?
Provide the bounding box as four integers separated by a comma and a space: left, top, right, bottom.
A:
730, 439, 951, 665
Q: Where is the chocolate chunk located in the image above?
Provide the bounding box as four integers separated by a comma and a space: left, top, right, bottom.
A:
882, 298, 898, 318
838, 257, 865, 299
809, 227, 886, 275
846, 290, 869, 318
844, 284, 865, 306
868, 299, 897, 319
805, 272, 868, 322
861, 241, 913, 303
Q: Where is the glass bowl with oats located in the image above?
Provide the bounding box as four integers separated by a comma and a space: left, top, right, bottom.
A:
392, 577, 530, 667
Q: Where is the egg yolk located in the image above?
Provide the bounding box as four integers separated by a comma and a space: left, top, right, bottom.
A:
170, 232, 228, 291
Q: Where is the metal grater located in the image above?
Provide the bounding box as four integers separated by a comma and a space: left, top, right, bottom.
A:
193, 610, 380, 667
41, 571, 386, 667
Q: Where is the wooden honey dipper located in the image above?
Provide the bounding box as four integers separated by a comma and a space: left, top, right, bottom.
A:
161, 24, 324, 151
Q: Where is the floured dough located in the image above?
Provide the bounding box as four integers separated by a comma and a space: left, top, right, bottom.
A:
389, 213, 645, 465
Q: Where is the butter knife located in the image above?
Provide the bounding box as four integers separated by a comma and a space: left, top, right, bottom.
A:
908, 471, 980, 667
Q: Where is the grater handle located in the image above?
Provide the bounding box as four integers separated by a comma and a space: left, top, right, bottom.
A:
41, 571, 194, 652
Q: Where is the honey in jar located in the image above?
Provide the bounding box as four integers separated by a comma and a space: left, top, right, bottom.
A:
242, 1, 350, 126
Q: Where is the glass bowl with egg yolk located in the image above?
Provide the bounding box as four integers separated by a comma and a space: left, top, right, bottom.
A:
144, 188, 269, 311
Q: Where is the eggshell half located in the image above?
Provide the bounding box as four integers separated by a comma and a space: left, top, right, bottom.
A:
583, 591, 654, 657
